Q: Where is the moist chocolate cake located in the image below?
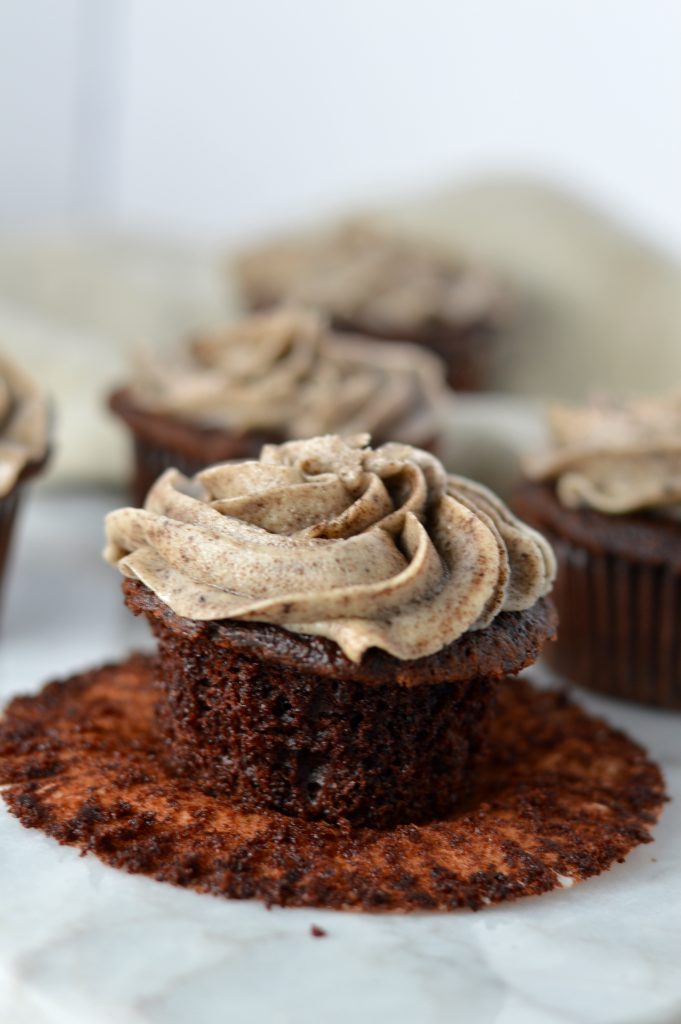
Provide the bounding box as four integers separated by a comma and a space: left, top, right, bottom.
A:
234, 222, 506, 391
518, 394, 681, 707
110, 307, 445, 504
126, 578, 554, 827
0, 655, 665, 911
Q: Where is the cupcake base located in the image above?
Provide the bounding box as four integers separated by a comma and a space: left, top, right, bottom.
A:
126, 580, 556, 828
109, 388, 273, 505
0, 654, 665, 912
514, 481, 681, 708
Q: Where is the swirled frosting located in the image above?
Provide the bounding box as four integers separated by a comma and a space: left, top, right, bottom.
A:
105, 434, 555, 663
235, 223, 502, 334
0, 353, 48, 497
128, 308, 445, 448
526, 394, 681, 515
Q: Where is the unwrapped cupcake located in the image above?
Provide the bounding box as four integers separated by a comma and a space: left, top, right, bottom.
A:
105, 433, 556, 827
109, 308, 446, 504
234, 223, 505, 391
515, 392, 681, 708
0, 353, 49, 598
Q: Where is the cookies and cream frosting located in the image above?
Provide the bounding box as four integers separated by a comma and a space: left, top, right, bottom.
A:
0, 354, 48, 497
235, 223, 502, 334
526, 394, 681, 515
105, 434, 555, 663
128, 308, 445, 448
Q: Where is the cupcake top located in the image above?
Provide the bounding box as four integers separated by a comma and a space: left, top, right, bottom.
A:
105, 434, 555, 663
0, 353, 49, 497
526, 393, 681, 515
127, 308, 445, 448
235, 223, 502, 335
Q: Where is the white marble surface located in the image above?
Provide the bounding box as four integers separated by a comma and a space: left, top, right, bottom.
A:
1, 489, 680, 1024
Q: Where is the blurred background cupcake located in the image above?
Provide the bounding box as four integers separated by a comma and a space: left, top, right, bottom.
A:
0, 353, 49, 602
110, 307, 446, 504
515, 392, 681, 708
234, 222, 506, 392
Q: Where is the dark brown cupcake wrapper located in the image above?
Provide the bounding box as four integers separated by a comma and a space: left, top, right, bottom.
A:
0, 487, 21, 602
543, 532, 681, 709
128, 429, 263, 507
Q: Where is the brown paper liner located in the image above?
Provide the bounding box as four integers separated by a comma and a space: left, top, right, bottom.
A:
0, 655, 665, 912
544, 535, 681, 708
109, 388, 268, 505
514, 482, 681, 709
0, 488, 20, 599
0, 455, 49, 609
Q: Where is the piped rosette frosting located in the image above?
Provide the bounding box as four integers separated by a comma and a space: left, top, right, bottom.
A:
0, 353, 49, 497
526, 393, 681, 515
105, 435, 555, 663
128, 307, 445, 448
235, 222, 503, 335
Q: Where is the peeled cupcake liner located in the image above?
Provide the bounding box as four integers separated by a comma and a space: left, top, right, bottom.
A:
0, 651, 665, 912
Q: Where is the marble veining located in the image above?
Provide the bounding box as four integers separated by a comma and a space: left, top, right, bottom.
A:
0, 490, 679, 1024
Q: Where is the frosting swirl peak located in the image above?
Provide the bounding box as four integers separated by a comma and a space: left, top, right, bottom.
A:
105, 435, 555, 663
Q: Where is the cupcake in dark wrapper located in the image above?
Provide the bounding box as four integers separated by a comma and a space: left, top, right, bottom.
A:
105, 434, 556, 827
234, 223, 505, 391
0, 354, 49, 602
110, 307, 447, 505
514, 393, 681, 708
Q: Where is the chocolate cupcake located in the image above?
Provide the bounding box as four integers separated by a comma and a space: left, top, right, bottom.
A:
105, 434, 556, 828
110, 308, 446, 505
0, 353, 49, 601
234, 223, 505, 391
515, 393, 681, 708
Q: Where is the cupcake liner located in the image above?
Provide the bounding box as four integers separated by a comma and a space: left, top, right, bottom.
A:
544, 533, 681, 709
0, 654, 665, 912
0, 486, 20, 602
130, 434, 217, 508
110, 388, 266, 505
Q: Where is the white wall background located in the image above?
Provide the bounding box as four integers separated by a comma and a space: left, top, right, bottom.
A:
1, 0, 681, 252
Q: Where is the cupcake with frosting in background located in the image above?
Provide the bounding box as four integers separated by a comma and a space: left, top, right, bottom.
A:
109, 307, 446, 505
234, 222, 505, 392
0, 353, 49, 602
105, 434, 556, 828
515, 391, 681, 708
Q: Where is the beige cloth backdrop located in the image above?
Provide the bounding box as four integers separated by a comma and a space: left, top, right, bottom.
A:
1, 178, 680, 490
